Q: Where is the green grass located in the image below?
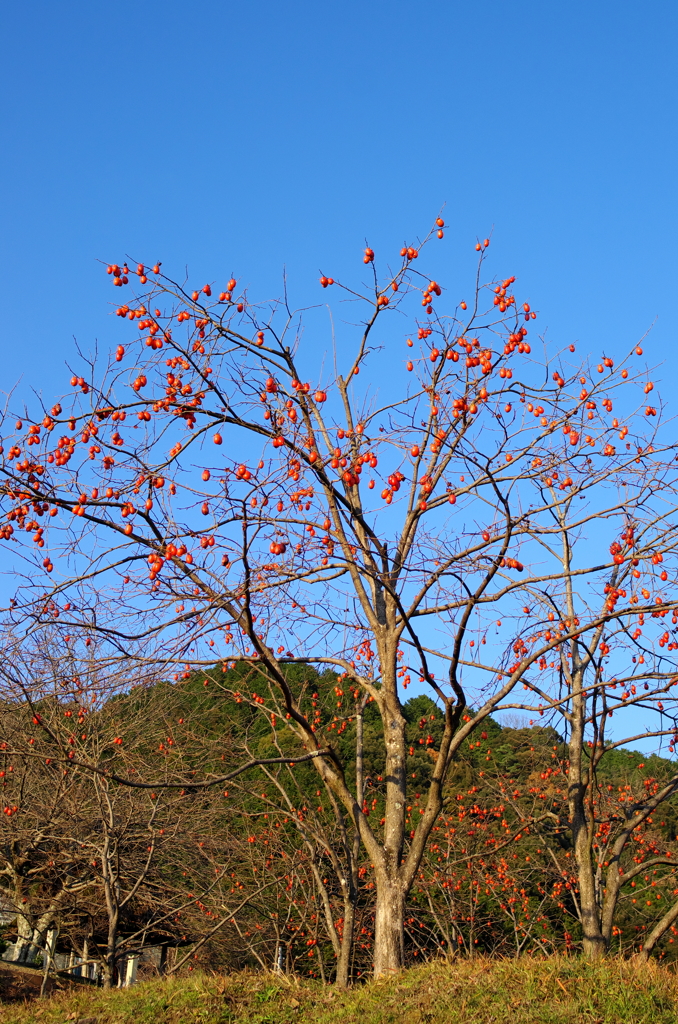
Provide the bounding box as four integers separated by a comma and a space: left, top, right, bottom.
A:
3, 956, 678, 1024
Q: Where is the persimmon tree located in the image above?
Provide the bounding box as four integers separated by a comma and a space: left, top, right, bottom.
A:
496, 694, 678, 958
482, 504, 678, 958
0, 638, 292, 983
1, 221, 677, 974
0, 708, 92, 966
0, 636, 105, 965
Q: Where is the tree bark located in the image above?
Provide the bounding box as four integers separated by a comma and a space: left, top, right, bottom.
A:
12, 915, 34, 963
103, 926, 117, 991
335, 898, 355, 989
570, 761, 606, 958
373, 875, 405, 976
565, 558, 606, 961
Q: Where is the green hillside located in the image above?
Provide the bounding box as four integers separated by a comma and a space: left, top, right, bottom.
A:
3, 958, 678, 1024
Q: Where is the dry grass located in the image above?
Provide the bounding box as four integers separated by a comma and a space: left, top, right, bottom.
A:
2, 955, 677, 1024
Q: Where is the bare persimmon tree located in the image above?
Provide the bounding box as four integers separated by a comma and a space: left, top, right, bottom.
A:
1, 221, 677, 974
0, 634, 288, 984
0, 707, 92, 966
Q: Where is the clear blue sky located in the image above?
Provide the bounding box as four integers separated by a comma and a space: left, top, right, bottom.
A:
0, 0, 676, 404
0, 1, 675, 751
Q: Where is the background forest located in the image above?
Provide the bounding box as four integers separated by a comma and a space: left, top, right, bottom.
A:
3, 661, 678, 986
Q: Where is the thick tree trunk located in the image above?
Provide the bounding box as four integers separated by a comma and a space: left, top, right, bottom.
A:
581, 924, 606, 958
102, 955, 115, 989
573, 823, 606, 958
575, 850, 606, 959
102, 954, 115, 990
373, 876, 405, 976
13, 914, 35, 963
27, 911, 57, 966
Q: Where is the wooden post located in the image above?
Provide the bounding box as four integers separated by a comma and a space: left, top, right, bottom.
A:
124, 955, 138, 987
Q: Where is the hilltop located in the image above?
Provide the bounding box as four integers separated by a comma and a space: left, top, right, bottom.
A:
3, 957, 678, 1024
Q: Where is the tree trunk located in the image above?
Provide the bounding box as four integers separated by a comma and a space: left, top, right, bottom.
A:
13, 914, 34, 963
600, 867, 623, 948
334, 692, 364, 988
580, 919, 606, 958
570, 800, 605, 958
636, 897, 678, 962
373, 876, 405, 976
372, 656, 408, 978
572, 811, 606, 956
102, 954, 115, 990
103, 919, 118, 990
336, 898, 355, 989
567, 652, 606, 960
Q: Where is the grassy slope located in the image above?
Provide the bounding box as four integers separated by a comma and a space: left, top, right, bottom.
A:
3, 957, 678, 1024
